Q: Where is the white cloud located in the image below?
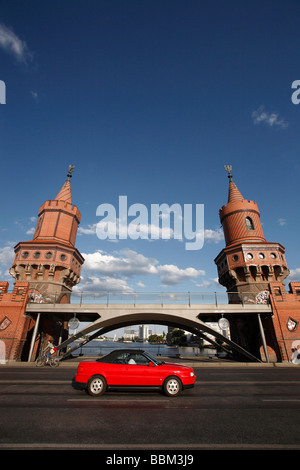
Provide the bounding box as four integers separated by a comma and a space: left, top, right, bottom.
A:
204, 228, 224, 243
278, 218, 286, 226
0, 245, 15, 280
195, 280, 213, 289
157, 264, 205, 286
0, 23, 33, 64
81, 249, 158, 277
78, 249, 205, 289
252, 106, 288, 129
74, 275, 132, 292
78, 223, 97, 235
0, 245, 14, 266
30, 91, 38, 102
287, 268, 300, 282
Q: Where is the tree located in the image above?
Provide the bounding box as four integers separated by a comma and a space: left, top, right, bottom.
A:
169, 329, 187, 346
148, 334, 165, 344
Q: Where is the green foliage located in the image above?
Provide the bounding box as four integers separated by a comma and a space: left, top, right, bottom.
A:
169, 329, 187, 346
148, 334, 165, 344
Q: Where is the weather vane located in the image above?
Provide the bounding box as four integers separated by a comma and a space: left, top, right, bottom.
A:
67, 165, 76, 180
224, 165, 233, 180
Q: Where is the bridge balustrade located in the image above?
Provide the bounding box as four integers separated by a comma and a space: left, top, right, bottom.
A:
26, 291, 270, 306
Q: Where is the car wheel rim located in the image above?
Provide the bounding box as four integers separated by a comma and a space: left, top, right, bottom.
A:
167, 379, 179, 395
91, 379, 103, 393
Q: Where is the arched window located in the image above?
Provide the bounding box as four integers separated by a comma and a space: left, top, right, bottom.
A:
245, 216, 254, 230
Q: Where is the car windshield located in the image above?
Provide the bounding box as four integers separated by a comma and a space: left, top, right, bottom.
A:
96, 349, 165, 365
143, 351, 165, 365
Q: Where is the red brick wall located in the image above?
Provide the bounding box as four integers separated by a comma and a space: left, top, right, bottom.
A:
0, 282, 30, 362
269, 282, 300, 362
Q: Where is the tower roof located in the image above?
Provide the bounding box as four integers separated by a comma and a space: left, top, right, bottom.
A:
227, 179, 244, 203
224, 164, 244, 203
55, 179, 72, 204
54, 165, 76, 204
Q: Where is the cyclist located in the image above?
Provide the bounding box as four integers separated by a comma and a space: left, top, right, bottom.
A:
45, 339, 56, 363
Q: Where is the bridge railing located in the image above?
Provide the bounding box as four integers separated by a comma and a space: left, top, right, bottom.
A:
27, 291, 271, 306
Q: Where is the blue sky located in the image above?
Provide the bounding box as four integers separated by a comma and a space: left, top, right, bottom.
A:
1, 0, 300, 299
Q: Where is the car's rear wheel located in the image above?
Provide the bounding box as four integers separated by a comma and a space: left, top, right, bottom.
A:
163, 376, 182, 397
86, 375, 107, 396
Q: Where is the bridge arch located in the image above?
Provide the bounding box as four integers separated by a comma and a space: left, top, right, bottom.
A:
57, 310, 261, 362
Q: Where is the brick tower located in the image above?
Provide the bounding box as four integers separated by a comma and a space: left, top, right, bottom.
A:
214, 166, 290, 304
9, 166, 84, 304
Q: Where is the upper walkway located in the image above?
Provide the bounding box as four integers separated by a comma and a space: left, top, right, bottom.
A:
26, 290, 271, 307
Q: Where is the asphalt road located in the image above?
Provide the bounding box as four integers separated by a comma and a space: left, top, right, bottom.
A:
1, 364, 300, 452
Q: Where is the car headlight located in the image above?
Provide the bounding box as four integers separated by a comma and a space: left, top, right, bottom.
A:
190, 372, 195, 377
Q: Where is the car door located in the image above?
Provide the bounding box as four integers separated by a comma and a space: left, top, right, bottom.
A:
124, 353, 162, 386
104, 352, 130, 385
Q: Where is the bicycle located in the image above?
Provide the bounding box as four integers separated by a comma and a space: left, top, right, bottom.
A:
35, 352, 60, 367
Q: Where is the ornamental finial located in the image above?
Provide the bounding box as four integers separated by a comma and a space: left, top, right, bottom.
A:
67, 165, 75, 180
224, 165, 233, 180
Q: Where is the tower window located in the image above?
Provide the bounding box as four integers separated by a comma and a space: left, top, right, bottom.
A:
245, 217, 254, 230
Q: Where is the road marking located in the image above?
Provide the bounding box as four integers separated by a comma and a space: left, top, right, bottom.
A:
262, 399, 300, 402
67, 399, 167, 402
0, 380, 70, 384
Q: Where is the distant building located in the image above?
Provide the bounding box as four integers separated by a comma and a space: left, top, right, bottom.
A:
139, 325, 149, 341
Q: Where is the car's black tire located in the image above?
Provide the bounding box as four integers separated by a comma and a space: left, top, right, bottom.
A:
163, 375, 182, 397
86, 375, 107, 396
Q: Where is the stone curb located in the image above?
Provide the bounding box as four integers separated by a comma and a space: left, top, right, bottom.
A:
1, 357, 298, 368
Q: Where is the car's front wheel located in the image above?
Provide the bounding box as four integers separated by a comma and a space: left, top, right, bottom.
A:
86, 375, 107, 396
163, 376, 182, 397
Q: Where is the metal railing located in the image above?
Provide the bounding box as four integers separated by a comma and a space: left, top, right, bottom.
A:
27, 291, 271, 307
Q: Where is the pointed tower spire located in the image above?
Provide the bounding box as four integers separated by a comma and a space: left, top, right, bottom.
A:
54, 165, 75, 204
224, 165, 244, 203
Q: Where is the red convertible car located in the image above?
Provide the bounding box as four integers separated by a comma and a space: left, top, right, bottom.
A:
75, 349, 196, 397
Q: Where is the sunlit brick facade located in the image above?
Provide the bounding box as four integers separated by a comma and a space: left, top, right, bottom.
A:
215, 167, 300, 362
0, 168, 84, 362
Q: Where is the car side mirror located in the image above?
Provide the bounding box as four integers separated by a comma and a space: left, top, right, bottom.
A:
149, 361, 155, 367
